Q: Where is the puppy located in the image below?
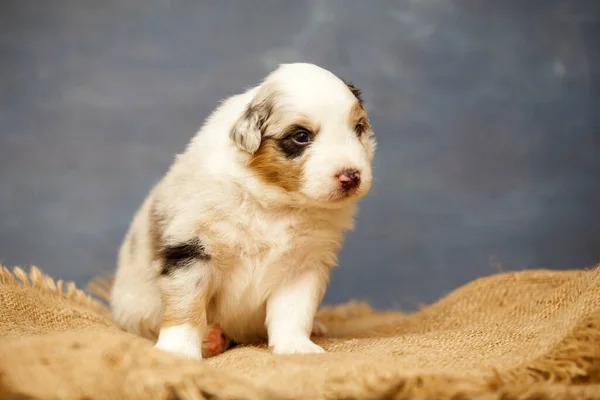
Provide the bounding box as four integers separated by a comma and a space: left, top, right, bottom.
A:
110, 63, 376, 359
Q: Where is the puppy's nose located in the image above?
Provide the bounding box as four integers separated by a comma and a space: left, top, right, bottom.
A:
337, 169, 361, 191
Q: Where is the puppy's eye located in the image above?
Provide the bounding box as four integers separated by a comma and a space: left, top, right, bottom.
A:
354, 123, 364, 137
291, 130, 311, 145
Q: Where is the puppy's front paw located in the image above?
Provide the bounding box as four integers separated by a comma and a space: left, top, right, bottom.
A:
269, 336, 325, 355
155, 339, 202, 360
155, 325, 203, 360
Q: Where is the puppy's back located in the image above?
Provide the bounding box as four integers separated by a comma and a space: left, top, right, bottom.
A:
110, 194, 162, 335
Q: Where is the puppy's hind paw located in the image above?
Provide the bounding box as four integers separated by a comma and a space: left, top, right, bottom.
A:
202, 323, 231, 357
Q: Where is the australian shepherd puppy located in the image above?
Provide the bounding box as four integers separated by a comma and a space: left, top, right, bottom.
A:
110, 63, 376, 359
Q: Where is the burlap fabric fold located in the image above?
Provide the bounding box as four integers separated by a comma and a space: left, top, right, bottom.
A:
1, 264, 600, 399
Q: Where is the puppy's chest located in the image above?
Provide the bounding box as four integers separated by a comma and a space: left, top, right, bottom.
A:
205, 213, 313, 341
206, 210, 337, 301
209, 212, 303, 270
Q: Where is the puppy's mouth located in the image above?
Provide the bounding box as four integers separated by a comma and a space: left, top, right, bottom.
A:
340, 185, 361, 198
325, 185, 363, 203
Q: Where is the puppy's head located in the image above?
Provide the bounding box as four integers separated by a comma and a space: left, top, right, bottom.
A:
230, 63, 376, 206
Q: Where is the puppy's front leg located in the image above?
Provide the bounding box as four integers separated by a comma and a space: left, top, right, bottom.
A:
154, 243, 211, 360
266, 269, 327, 355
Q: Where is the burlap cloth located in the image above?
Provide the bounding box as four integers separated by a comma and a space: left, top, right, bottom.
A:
1, 264, 600, 399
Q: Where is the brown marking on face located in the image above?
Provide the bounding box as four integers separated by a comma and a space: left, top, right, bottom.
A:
249, 139, 303, 192
249, 112, 319, 192
348, 101, 371, 138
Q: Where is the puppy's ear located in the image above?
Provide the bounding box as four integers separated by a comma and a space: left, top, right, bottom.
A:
230, 94, 274, 154
343, 80, 364, 108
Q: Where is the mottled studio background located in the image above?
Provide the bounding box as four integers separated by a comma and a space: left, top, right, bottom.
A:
1, 1, 599, 309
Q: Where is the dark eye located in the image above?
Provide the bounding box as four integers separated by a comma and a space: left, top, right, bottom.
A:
354, 123, 364, 137
291, 130, 311, 145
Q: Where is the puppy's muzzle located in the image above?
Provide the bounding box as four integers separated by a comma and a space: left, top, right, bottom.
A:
336, 168, 361, 193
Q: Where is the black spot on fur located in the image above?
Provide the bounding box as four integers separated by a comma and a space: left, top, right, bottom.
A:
159, 239, 211, 276
343, 80, 364, 107
277, 138, 306, 159
277, 125, 313, 159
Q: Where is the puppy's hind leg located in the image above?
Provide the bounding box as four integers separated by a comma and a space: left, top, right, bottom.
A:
154, 241, 212, 360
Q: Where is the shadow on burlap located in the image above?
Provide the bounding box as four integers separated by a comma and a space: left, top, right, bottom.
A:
1, 264, 600, 399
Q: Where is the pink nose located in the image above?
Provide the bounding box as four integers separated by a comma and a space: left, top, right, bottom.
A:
337, 169, 361, 191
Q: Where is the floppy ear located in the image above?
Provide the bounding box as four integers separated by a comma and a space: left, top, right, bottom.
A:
230, 94, 274, 154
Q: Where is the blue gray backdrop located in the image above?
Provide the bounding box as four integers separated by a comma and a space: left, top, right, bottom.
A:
1, 1, 599, 309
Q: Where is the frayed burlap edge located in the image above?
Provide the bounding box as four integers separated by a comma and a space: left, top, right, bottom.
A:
0, 265, 111, 318
88, 268, 600, 399
86, 272, 114, 307
493, 307, 600, 387
3, 265, 600, 399
0, 265, 283, 400
316, 305, 600, 400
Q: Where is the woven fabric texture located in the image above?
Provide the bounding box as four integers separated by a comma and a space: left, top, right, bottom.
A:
1, 264, 600, 399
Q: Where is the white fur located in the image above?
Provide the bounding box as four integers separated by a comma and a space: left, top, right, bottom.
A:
267, 268, 327, 354
110, 63, 376, 360
155, 324, 203, 359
